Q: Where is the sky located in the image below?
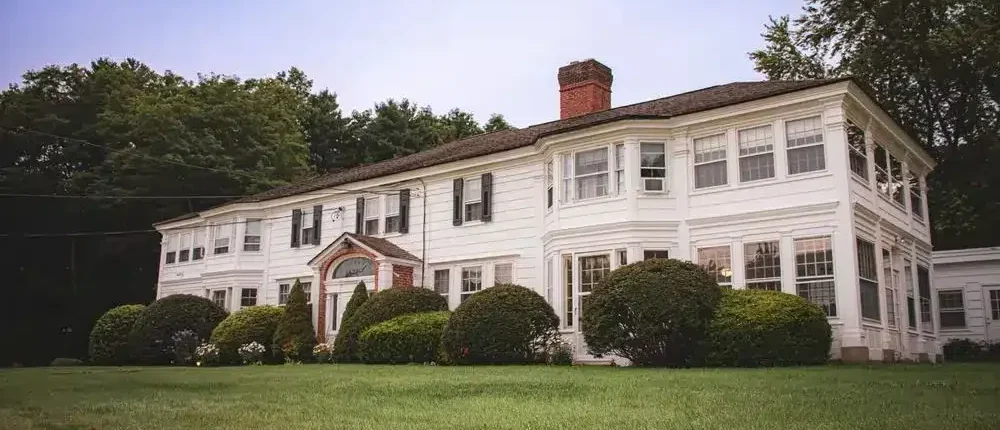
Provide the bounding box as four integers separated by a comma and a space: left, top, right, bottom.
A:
0, 0, 805, 127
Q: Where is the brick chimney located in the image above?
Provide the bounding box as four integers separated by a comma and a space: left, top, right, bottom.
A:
558, 59, 613, 119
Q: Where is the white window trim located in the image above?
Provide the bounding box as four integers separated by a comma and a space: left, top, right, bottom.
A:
177, 233, 191, 263
792, 235, 837, 318
572, 147, 611, 201
277, 278, 314, 306
211, 221, 234, 256
459, 265, 484, 303
209, 288, 229, 311
239, 287, 259, 309
639, 141, 667, 193
614, 143, 627, 195
164, 235, 178, 265
938, 289, 966, 329
433, 268, 450, 296
243, 219, 262, 252
192, 229, 206, 261
384, 194, 401, 235
744, 240, 781, 290
463, 176, 483, 223
364, 197, 380, 235
736, 124, 776, 183
545, 160, 555, 211
692, 133, 729, 190
492, 261, 515, 286
856, 238, 881, 322
783, 115, 827, 176
696, 245, 733, 287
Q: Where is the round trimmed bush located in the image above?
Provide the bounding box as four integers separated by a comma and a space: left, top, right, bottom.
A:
581, 258, 722, 367
210, 305, 284, 364
128, 294, 228, 365
358, 311, 451, 364
441, 284, 559, 364
708, 289, 831, 366
89, 304, 146, 365
333, 287, 448, 361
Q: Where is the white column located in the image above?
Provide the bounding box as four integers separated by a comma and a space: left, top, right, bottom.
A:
780, 236, 796, 295
732, 239, 745, 289
671, 134, 691, 261
624, 137, 640, 222
377, 260, 393, 290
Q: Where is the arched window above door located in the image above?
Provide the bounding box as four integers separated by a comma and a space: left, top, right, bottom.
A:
331, 257, 373, 278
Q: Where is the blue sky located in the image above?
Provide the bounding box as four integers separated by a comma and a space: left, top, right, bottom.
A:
1, 0, 804, 127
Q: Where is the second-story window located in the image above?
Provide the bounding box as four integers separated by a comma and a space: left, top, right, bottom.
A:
574, 148, 609, 200
910, 173, 924, 221
641, 143, 666, 192
212, 223, 231, 255
192, 230, 205, 260
364, 197, 379, 235
384, 194, 401, 234
545, 160, 554, 209
464, 177, 483, 222
165, 236, 177, 264
847, 121, 868, 180
178, 233, 191, 262
694, 134, 727, 189
875, 144, 891, 197
889, 154, 905, 206
614, 144, 626, 194
244, 219, 261, 252
785, 116, 825, 174
738, 125, 775, 182
561, 155, 573, 203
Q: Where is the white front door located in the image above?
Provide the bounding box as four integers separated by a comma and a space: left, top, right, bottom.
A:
572, 254, 611, 360
984, 286, 1000, 342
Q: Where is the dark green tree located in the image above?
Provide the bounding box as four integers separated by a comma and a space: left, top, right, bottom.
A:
341, 281, 370, 325
271, 280, 317, 362
482, 113, 515, 132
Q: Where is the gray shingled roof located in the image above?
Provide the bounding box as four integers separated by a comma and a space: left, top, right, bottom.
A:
157, 78, 849, 225
346, 233, 420, 261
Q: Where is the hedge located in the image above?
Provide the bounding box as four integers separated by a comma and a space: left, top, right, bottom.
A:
358, 311, 451, 364
441, 284, 559, 364
89, 304, 146, 365
334, 287, 447, 361
707, 289, 831, 367
581, 259, 722, 367
943, 338, 1000, 362
210, 305, 284, 364
128, 295, 228, 365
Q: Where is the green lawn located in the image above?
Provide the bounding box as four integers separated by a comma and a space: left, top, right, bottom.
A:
1, 364, 998, 430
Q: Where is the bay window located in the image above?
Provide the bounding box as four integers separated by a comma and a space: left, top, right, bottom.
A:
744, 241, 781, 291
494, 263, 513, 286
212, 222, 231, 255
694, 134, 727, 189
640, 143, 666, 191
785, 116, 825, 174
211, 290, 228, 310
737, 125, 775, 182
574, 148, 609, 200
847, 121, 868, 180
795, 236, 836, 316
697, 246, 732, 288
614, 144, 625, 194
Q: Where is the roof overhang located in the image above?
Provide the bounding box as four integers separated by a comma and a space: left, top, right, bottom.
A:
307, 232, 421, 268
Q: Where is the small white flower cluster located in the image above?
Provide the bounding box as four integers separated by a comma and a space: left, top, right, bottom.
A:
238, 341, 267, 365
194, 343, 219, 367
313, 342, 334, 363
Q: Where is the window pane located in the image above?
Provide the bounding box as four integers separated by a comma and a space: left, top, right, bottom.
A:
860, 280, 880, 320
785, 116, 823, 148
697, 246, 732, 285
694, 134, 726, 164
365, 198, 379, 218
465, 178, 481, 203
465, 202, 483, 222
847, 121, 868, 179
245, 219, 261, 235
575, 174, 608, 200
794, 236, 835, 316
640, 143, 665, 167
563, 255, 573, 327
579, 255, 610, 293
384, 216, 400, 234
890, 155, 905, 205
385, 195, 400, 216
745, 241, 781, 286
434, 269, 450, 295
365, 219, 379, 235
695, 161, 727, 189
278, 283, 290, 305
575, 148, 609, 176
461, 267, 483, 302
494, 263, 513, 285
241, 288, 258, 307
787, 145, 826, 174
856, 239, 878, 281
797, 280, 837, 316
738, 125, 773, 156
643, 250, 668, 260
739, 153, 775, 182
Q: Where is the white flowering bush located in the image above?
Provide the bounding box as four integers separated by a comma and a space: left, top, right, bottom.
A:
171, 330, 200, 366
313, 342, 334, 363
195, 343, 220, 367
238, 341, 267, 365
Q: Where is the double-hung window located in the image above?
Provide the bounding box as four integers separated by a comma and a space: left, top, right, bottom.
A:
697, 246, 732, 288
364, 197, 379, 235
178, 234, 191, 262
494, 263, 513, 286
574, 148, 609, 200
890, 155, 905, 206
561, 156, 573, 203
544, 258, 553, 304
545, 160, 554, 209
938, 290, 966, 328
243, 219, 261, 252
211, 290, 228, 310
856, 239, 880, 321
212, 223, 231, 255
738, 125, 775, 182
847, 121, 868, 180
640, 143, 666, 191
165, 236, 178, 264
874, 145, 891, 197
905, 260, 916, 329
384, 194, 401, 234
278, 281, 312, 305
794, 236, 836, 316
192, 230, 205, 260
300, 209, 315, 242
433, 269, 450, 296
883, 250, 898, 328
614, 144, 626, 194
918, 265, 933, 332
694, 134, 727, 189
643, 250, 668, 260
909, 173, 924, 221
785, 116, 825, 174
745, 241, 781, 291
563, 255, 573, 328
240, 288, 258, 307
464, 177, 483, 222
460, 266, 483, 303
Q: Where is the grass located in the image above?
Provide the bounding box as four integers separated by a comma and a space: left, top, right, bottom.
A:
1, 364, 998, 430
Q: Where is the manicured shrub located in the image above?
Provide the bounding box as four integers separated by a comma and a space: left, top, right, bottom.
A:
342, 281, 370, 324
358, 311, 451, 364
89, 304, 146, 365
944, 339, 1000, 362
128, 294, 228, 365
334, 286, 448, 361
272, 281, 317, 362
441, 284, 559, 364
547, 340, 573, 365
707, 289, 831, 367
313, 343, 334, 363
210, 305, 284, 364
194, 343, 220, 366
238, 341, 267, 365
171, 330, 200, 365
581, 259, 722, 367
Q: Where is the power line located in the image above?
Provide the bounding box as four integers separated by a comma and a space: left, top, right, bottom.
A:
0, 190, 422, 199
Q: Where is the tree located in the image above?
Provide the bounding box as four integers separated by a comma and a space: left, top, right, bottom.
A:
483, 113, 515, 132
750, 0, 1000, 249
341, 281, 370, 325
271, 280, 317, 362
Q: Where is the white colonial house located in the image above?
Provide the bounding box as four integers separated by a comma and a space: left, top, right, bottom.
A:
933, 247, 1000, 344
154, 59, 939, 363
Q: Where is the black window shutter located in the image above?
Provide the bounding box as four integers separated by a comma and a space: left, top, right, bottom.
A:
355, 197, 365, 235
312, 205, 322, 244
399, 189, 410, 234
481, 172, 493, 222
291, 209, 301, 248
452, 178, 464, 226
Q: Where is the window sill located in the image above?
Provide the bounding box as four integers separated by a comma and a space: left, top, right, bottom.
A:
862, 318, 883, 327
939, 327, 968, 332
560, 195, 625, 209
457, 220, 486, 228
850, 174, 871, 188
785, 168, 830, 180
637, 191, 670, 198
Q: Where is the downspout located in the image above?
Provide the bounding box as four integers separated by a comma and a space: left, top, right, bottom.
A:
418, 177, 428, 286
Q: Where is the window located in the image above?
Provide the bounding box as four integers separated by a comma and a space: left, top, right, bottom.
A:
384, 194, 401, 234
640, 143, 666, 191
918, 265, 932, 332
364, 197, 379, 235
874, 145, 890, 197
643, 250, 668, 260
332, 257, 373, 278
460, 266, 483, 303
909, 173, 924, 220
301, 282, 311, 303
905, 260, 916, 329
856, 239, 880, 321
545, 160, 554, 209
193, 230, 205, 260
329, 294, 339, 331
240, 288, 258, 307
545, 258, 554, 304
697, 246, 732, 288
938, 290, 965, 328
694, 134, 727, 189
884, 250, 898, 329
785, 116, 825, 174
890, 154, 905, 206
617, 249, 628, 266
211, 290, 227, 310
300, 210, 314, 244
794, 236, 836, 316
738, 125, 775, 182
178, 233, 191, 262
614, 144, 626, 194
561, 155, 573, 203
243, 219, 261, 252
574, 148, 609, 200
164, 236, 177, 264
278, 281, 312, 305
847, 121, 868, 180
579, 255, 610, 293
494, 263, 513, 286
745, 241, 781, 291
464, 177, 482, 222
563, 255, 573, 328
212, 223, 231, 255
433, 269, 450, 295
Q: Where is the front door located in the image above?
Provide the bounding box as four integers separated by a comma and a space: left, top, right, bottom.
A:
984, 286, 1000, 342
572, 254, 611, 360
